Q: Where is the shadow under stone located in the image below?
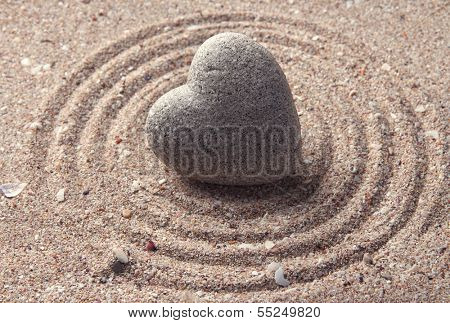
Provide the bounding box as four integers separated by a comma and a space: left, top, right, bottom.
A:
168, 173, 321, 220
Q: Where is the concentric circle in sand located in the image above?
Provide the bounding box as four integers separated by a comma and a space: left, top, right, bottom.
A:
27, 12, 447, 297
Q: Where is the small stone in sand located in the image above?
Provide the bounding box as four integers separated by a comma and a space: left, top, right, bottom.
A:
145, 240, 157, 252
381, 63, 391, 71
20, 57, 31, 66
415, 105, 426, 113
357, 273, 364, 283
264, 240, 275, 250
158, 178, 167, 185
275, 267, 290, 287
363, 253, 374, 265
121, 149, 131, 158
115, 136, 123, 144
186, 25, 201, 31
122, 209, 132, 219
110, 260, 126, 274
113, 247, 129, 264
27, 121, 42, 131
56, 188, 65, 202
131, 180, 141, 193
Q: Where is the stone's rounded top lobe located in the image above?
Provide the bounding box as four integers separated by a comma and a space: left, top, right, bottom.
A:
188, 32, 288, 99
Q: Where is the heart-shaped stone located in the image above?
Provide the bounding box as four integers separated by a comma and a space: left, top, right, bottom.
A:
145, 32, 301, 185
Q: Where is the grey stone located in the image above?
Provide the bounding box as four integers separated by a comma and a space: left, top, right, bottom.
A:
363, 253, 374, 265
145, 32, 301, 185
274, 267, 290, 287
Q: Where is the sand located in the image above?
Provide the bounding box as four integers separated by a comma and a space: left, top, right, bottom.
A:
0, 1, 448, 302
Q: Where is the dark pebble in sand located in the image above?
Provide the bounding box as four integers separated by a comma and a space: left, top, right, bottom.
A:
145, 240, 157, 252
357, 273, 364, 283
111, 260, 126, 274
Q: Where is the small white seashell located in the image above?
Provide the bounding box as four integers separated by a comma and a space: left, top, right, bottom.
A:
0, 183, 27, 198
275, 267, 290, 287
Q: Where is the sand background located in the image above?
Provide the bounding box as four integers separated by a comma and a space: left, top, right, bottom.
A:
0, 0, 448, 302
